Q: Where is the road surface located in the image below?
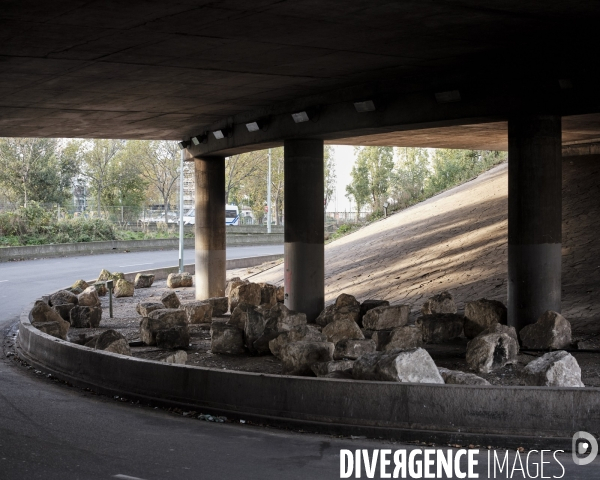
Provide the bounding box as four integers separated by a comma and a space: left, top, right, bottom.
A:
0, 246, 598, 479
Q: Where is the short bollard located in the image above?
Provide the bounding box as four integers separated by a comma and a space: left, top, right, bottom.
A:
106, 279, 114, 318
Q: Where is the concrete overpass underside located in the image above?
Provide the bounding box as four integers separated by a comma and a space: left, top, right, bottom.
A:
3, 1, 600, 328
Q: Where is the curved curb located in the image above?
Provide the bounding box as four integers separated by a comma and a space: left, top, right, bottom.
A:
17, 303, 600, 450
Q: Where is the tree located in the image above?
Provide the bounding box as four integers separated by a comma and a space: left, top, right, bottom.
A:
324, 146, 336, 210
346, 146, 395, 214
0, 138, 78, 206
130, 140, 180, 222
392, 147, 430, 208
80, 139, 125, 216
225, 150, 264, 205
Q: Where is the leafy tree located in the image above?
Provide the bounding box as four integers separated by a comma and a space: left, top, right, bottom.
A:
0, 138, 78, 206
324, 145, 336, 210
130, 140, 180, 222
80, 139, 125, 216
346, 146, 394, 214
392, 147, 430, 208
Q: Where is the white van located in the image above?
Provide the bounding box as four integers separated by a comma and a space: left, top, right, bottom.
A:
181, 205, 239, 226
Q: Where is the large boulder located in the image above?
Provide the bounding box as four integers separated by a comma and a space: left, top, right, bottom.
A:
225, 277, 246, 298
416, 313, 464, 343
69, 305, 102, 328
207, 297, 229, 316
322, 318, 364, 344
421, 291, 457, 315
315, 304, 335, 327
353, 348, 444, 384
334, 339, 376, 360
49, 290, 78, 307
71, 279, 89, 291
359, 300, 390, 327
258, 283, 278, 307
372, 325, 423, 351
243, 306, 267, 354
30, 300, 70, 339
519, 311, 572, 350
97, 269, 112, 281
136, 302, 164, 317
276, 286, 285, 303
522, 351, 584, 387
210, 322, 245, 354
229, 282, 261, 311
140, 309, 187, 346
111, 272, 125, 281
315, 293, 361, 327
362, 305, 410, 330
93, 282, 107, 297
269, 324, 326, 358
228, 303, 251, 329
167, 272, 193, 288
438, 368, 490, 385
464, 298, 507, 339
156, 326, 190, 349
270, 303, 307, 332
114, 279, 134, 298
134, 273, 155, 288
466, 332, 518, 374
161, 291, 181, 309
53, 303, 76, 322
479, 322, 518, 345
156, 350, 187, 364
280, 341, 335, 376
78, 286, 101, 307
311, 360, 354, 377
183, 301, 213, 324
85, 329, 131, 356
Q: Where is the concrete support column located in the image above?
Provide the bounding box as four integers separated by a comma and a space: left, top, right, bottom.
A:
284, 138, 324, 321
508, 115, 562, 331
195, 156, 226, 300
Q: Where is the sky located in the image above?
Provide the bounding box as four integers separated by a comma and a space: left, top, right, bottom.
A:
330, 145, 356, 212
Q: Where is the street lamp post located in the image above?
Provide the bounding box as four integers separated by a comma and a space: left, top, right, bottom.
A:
178, 149, 185, 273
267, 148, 272, 233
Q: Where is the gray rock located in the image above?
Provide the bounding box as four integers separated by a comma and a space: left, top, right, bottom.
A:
269, 324, 326, 359
183, 301, 213, 324
466, 332, 518, 374
362, 305, 410, 330
140, 309, 187, 345
372, 325, 423, 351
464, 298, 507, 339
225, 277, 246, 298
243, 306, 267, 354
93, 282, 107, 296
69, 305, 102, 328
522, 351, 584, 387
161, 291, 181, 309
315, 294, 361, 327
85, 329, 131, 356
52, 303, 75, 322
156, 350, 187, 364
72, 279, 89, 291
416, 313, 464, 343
258, 283, 278, 307
311, 360, 354, 377
136, 302, 164, 317
134, 273, 155, 288
210, 322, 245, 354
97, 269, 112, 282
78, 286, 101, 307
334, 339, 376, 360
114, 279, 134, 298
359, 299, 390, 327
438, 367, 490, 385
276, 286, 284, 303
156, 326, 190, 349
479, 322, 518, 345
207, 297, 229, 316
280, 341, 335, 376
421, 291, 457, 315
167, 272, 193, 288
353, 348, 444, 384
269, 303, 307, 332
322, 318, 364, 344
49, 290, 78, 307
229, 282, 262, 312
228, 303, 251, 329
315, 304, 336, 327
519, 311, 572, 350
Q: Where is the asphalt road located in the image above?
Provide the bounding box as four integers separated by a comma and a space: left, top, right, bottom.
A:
1, 247, 599, 479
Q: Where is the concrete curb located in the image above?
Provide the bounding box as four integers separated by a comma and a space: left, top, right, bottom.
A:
17, 295, 599, 449
0, 234, 283, 262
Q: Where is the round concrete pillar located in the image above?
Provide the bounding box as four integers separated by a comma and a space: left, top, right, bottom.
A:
195, 156, 226, 300
284, 138, 325, 322
508, 115, 562, 331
